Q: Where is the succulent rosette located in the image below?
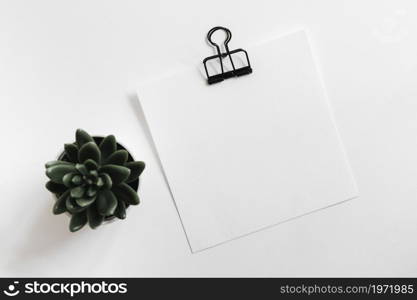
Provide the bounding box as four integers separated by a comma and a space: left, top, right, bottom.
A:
45, 129, 145, 232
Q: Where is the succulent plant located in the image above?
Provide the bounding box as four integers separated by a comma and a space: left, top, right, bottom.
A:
45, 129, 145, 232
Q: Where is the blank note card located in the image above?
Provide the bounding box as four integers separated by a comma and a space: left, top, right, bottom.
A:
137, 30, 358, 252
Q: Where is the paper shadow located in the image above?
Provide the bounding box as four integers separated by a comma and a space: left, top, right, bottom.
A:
127, 92, 193, 252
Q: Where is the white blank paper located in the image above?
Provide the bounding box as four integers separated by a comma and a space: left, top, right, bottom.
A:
138, 30, 358, 252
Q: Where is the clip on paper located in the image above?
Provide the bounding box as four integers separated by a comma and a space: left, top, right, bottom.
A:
203, 26, 252, 85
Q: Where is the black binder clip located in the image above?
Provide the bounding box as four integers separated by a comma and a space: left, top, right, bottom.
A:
203, 26, 252, 85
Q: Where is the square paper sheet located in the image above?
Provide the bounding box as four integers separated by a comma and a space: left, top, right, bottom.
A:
138, 30, 358, 252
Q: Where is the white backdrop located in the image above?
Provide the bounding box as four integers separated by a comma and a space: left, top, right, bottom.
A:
1, 0, 417, 277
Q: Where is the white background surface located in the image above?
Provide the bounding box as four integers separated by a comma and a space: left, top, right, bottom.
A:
1, 0, 417, 277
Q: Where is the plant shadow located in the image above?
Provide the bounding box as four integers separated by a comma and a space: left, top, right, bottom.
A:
5, 194, 87, 275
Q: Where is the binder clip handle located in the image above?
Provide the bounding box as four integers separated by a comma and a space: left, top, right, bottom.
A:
203, 26, 252, 85
207, 26, 232, 54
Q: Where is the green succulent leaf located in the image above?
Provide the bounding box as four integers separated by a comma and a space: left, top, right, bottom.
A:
64, 143, 79, 163
45, 181, 67, 195
76, 129, 94, 147
112, 183, 140, 205
53, 190, 70, 215
86, 185, 97, 197
125, 161, 145, 183
87, 203, 104, 229
114, 199, 126, 219
99, 165, 130, 185
78, 142, 101, 164
45, 160, 72, 168
75, 163, 89, 176
46, 164, 77, 184
96, 177, 104, 187
75, 196, 96, 207
66, 196, 86, 214
99, 173, 112, 189
69, 211, 88, 232
105, 150, 128, 165
70, 186, 85, 198
71, 174, 82, 185
99, 135, 117, 162
97, 189, 118, 216
62, 173, 76, 187
89, 170, 98, 179
84, 159, 98, 171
